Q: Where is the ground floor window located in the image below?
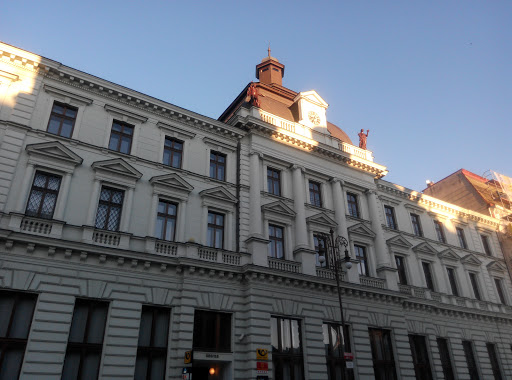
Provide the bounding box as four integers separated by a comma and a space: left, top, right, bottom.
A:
436, 338, 455, 380
408, 334, 433, 380
193, 310, 231, 352
462, 340, 480, 380
271, 316, 304, 380
368, 328, 397, 380
322, 323, 354, 380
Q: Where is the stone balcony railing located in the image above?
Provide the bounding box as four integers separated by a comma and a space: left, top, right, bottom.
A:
315, 267, 346, 282
268, 258, 302, 273
359, 276, 386, 289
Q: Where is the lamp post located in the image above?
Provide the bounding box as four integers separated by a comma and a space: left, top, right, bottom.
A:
318, 228, 352, 379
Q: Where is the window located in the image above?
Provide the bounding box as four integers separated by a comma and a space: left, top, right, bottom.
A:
314, 234, 327, 268
395, 256, 407, 285
437, 338, 455, 380
347, 193, 360, 218
163, 137, 183, 169
155, 200, 177, 241
368, 328, 397, 380
322, 323, 354, 380
269, 225, 284, 259
354, 245, 369, 276
267, 167, 281, 196
207, 212, 224, 249
95, 187, 124, 231
62, 299, 108, 380
446, 268, 459, 297
456, 227, 468, 249
462, 340, 480, 380
271, 317, 304, 380
408, 335, 433, 380
495, 279, 507, 305
108, 120, 134, 154
0, 291, 37, 380
486, 343, 503, 380
193, 310, 231, 352
469, 273, 481, 300
134, 306, 170, 380
309, 181, 322, 207
25, 171, 61, 219
434, 220, 446, 243
410, 214, 423, 237
47, 101, 78, 138
481, 235, 492, 256
209, 151, 226, 181
384, 206, 397, 230
422, 262, 435, 291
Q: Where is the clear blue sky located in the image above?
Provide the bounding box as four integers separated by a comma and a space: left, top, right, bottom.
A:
2, 1, 511, 192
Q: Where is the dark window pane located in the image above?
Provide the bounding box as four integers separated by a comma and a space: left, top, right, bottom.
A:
207, 211, 224, 248
10, 298, 36, 339
437, 338, 455, 380
462, 341, 480, 380
486, 343, 503, 380
267, 168, 281, 196
347, 193, 359, 218
369, 329, 397, 380
447, 268, 459, 297
0, 348, 24, 380
408, 335, 433, 380
469, 273, 481, 300
422, 262, 435, 291
385, 206, 397, 230
108, 121, 134, 154
193, 310, 231, 352
46, 102, 78, 138
25, 172, 61, 219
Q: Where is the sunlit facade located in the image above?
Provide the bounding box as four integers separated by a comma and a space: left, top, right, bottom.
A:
1, 41, 511, 380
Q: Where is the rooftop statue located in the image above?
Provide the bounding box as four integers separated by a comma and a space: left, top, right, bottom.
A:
358, 129, 369, 150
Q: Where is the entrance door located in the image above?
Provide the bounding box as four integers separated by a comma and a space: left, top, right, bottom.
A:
193, 366, 210, 380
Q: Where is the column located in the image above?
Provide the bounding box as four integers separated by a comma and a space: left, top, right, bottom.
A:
86, 179, 101, 226
249, 151, 263, 236
121, 188, 134, 232
291, 165, 308, 249
147, 193, 159, 237
330, 178, 349, 238
53, 173, 72, 220
16, 163, 35, 212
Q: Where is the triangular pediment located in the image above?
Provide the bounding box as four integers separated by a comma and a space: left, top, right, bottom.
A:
262, 201, 296, 217
347, 223, 376, 238
461, 254, 482, 267
412, 242, 438, 255
438, 248, 460, 262
306, 212, 337, 227
91, 158, 142, 179
486, 261, 506, 273
150, 173, 193, 192
386, 234, 412, 248
26, 141, 83, 165
200, 186, 237, 204
293, 91, 328, 108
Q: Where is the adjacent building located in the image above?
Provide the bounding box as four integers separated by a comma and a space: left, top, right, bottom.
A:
0, 41, 511, 380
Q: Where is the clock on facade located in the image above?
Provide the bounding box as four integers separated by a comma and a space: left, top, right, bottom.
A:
308, 111, 321, 125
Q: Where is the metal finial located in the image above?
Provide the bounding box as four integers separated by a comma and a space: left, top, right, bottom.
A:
268, 43, 271, 58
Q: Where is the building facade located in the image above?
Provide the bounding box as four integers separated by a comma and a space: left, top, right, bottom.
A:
0, 42, 511, 380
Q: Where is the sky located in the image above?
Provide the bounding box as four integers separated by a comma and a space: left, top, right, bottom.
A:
2, 1, 511, 192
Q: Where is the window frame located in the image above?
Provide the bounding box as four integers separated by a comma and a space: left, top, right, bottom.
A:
347, 192, 360, 218
209, 150, 226, 181
267, 167, 281, 196
436, 337, 456, 380
368, 328, 397, 380
462, 340, 481, 380
434, 220, 446, 243
46, 101, 78, 138
446, 267, 459, 297
163, 137, 184, 169
155, 199, 178, 241
269, 224, 285, 259
395, 255, 408, 285
94, 186, 125, 232
271, 316, 304, 380
422, 261, 435, 291
486, 343, 503, 380
322, 322, 354, 380
456, 227, 468, 249
354, 244, 369, 277
207, 211, 225, 249
481, 234, 492, 256
469, 272, 482, 300
410, 213, 423, 237
408, 334, 434, 380
25, 171, 62, 219
384, 205, 398, 230
308, 180, 322, 208
193, 310, 232, 353
494, 278, 507, 305
108, 120, 134, 154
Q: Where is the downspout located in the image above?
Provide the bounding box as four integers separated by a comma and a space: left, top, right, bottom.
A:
236, 138, 241, 253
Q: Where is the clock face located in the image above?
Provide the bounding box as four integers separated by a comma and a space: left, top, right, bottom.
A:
308, 111, 321, 125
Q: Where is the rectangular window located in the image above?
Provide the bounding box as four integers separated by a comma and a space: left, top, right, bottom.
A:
269, 225, 284, 259
486, 343, 503, 380
209, 151, 226, 181
368, 328, 397, 380
434, 220, 446, 243
62, 299, 108, 380
347, 193, 360, 218
207, 212, 224, 249
422, 262, 435, 291
384, 206, 397, 230
354, 245, 369, 276
163, 137, 183, 169
408, 335, 433, 380
108, 120, 134, 154
0, 291, 37, 380
481, 235, 492, 256
95, 187, 124, 231
410, 213, 423, 237
309, 181, 322, 207
155, 200, 177, 241
267, 167, 281, 196
495, 278, 507, 305
395, 256, 408, 285
314, 234, 327, 268
271, 317, 304, 380
456, 227, 468, 249
462, 340, 480, 380
134, 306, 170, 380
193, 310, 231, 352
447, 268, 459, 297
437, 338, 455, 380
469, 273, 481, 300
47, 101, 78, 138
25, 171, 61, 219
322, 323, 354, 380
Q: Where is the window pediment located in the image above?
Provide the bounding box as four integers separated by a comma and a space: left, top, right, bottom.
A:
200, 186, 237, 205
461, 254, 482, 268
438, 248, 460, 263
386, 234, 412, 249
347, 222, 376, 239
150, 173, 193, 200
412, 242, 438, 256
306, 212, 337, 229
44, 84, 93, 106
262, 200, 295, 219
92, 158, 142, 187
26, 141, 83, 172
486, 261, 506, 274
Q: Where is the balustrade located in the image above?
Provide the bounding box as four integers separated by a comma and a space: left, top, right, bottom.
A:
268, 258, 301, 273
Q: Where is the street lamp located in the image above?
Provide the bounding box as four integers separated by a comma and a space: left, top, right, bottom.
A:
318, 228, 352, 379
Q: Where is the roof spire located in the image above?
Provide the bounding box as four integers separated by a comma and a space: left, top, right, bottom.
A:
268, 43, 271, 58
